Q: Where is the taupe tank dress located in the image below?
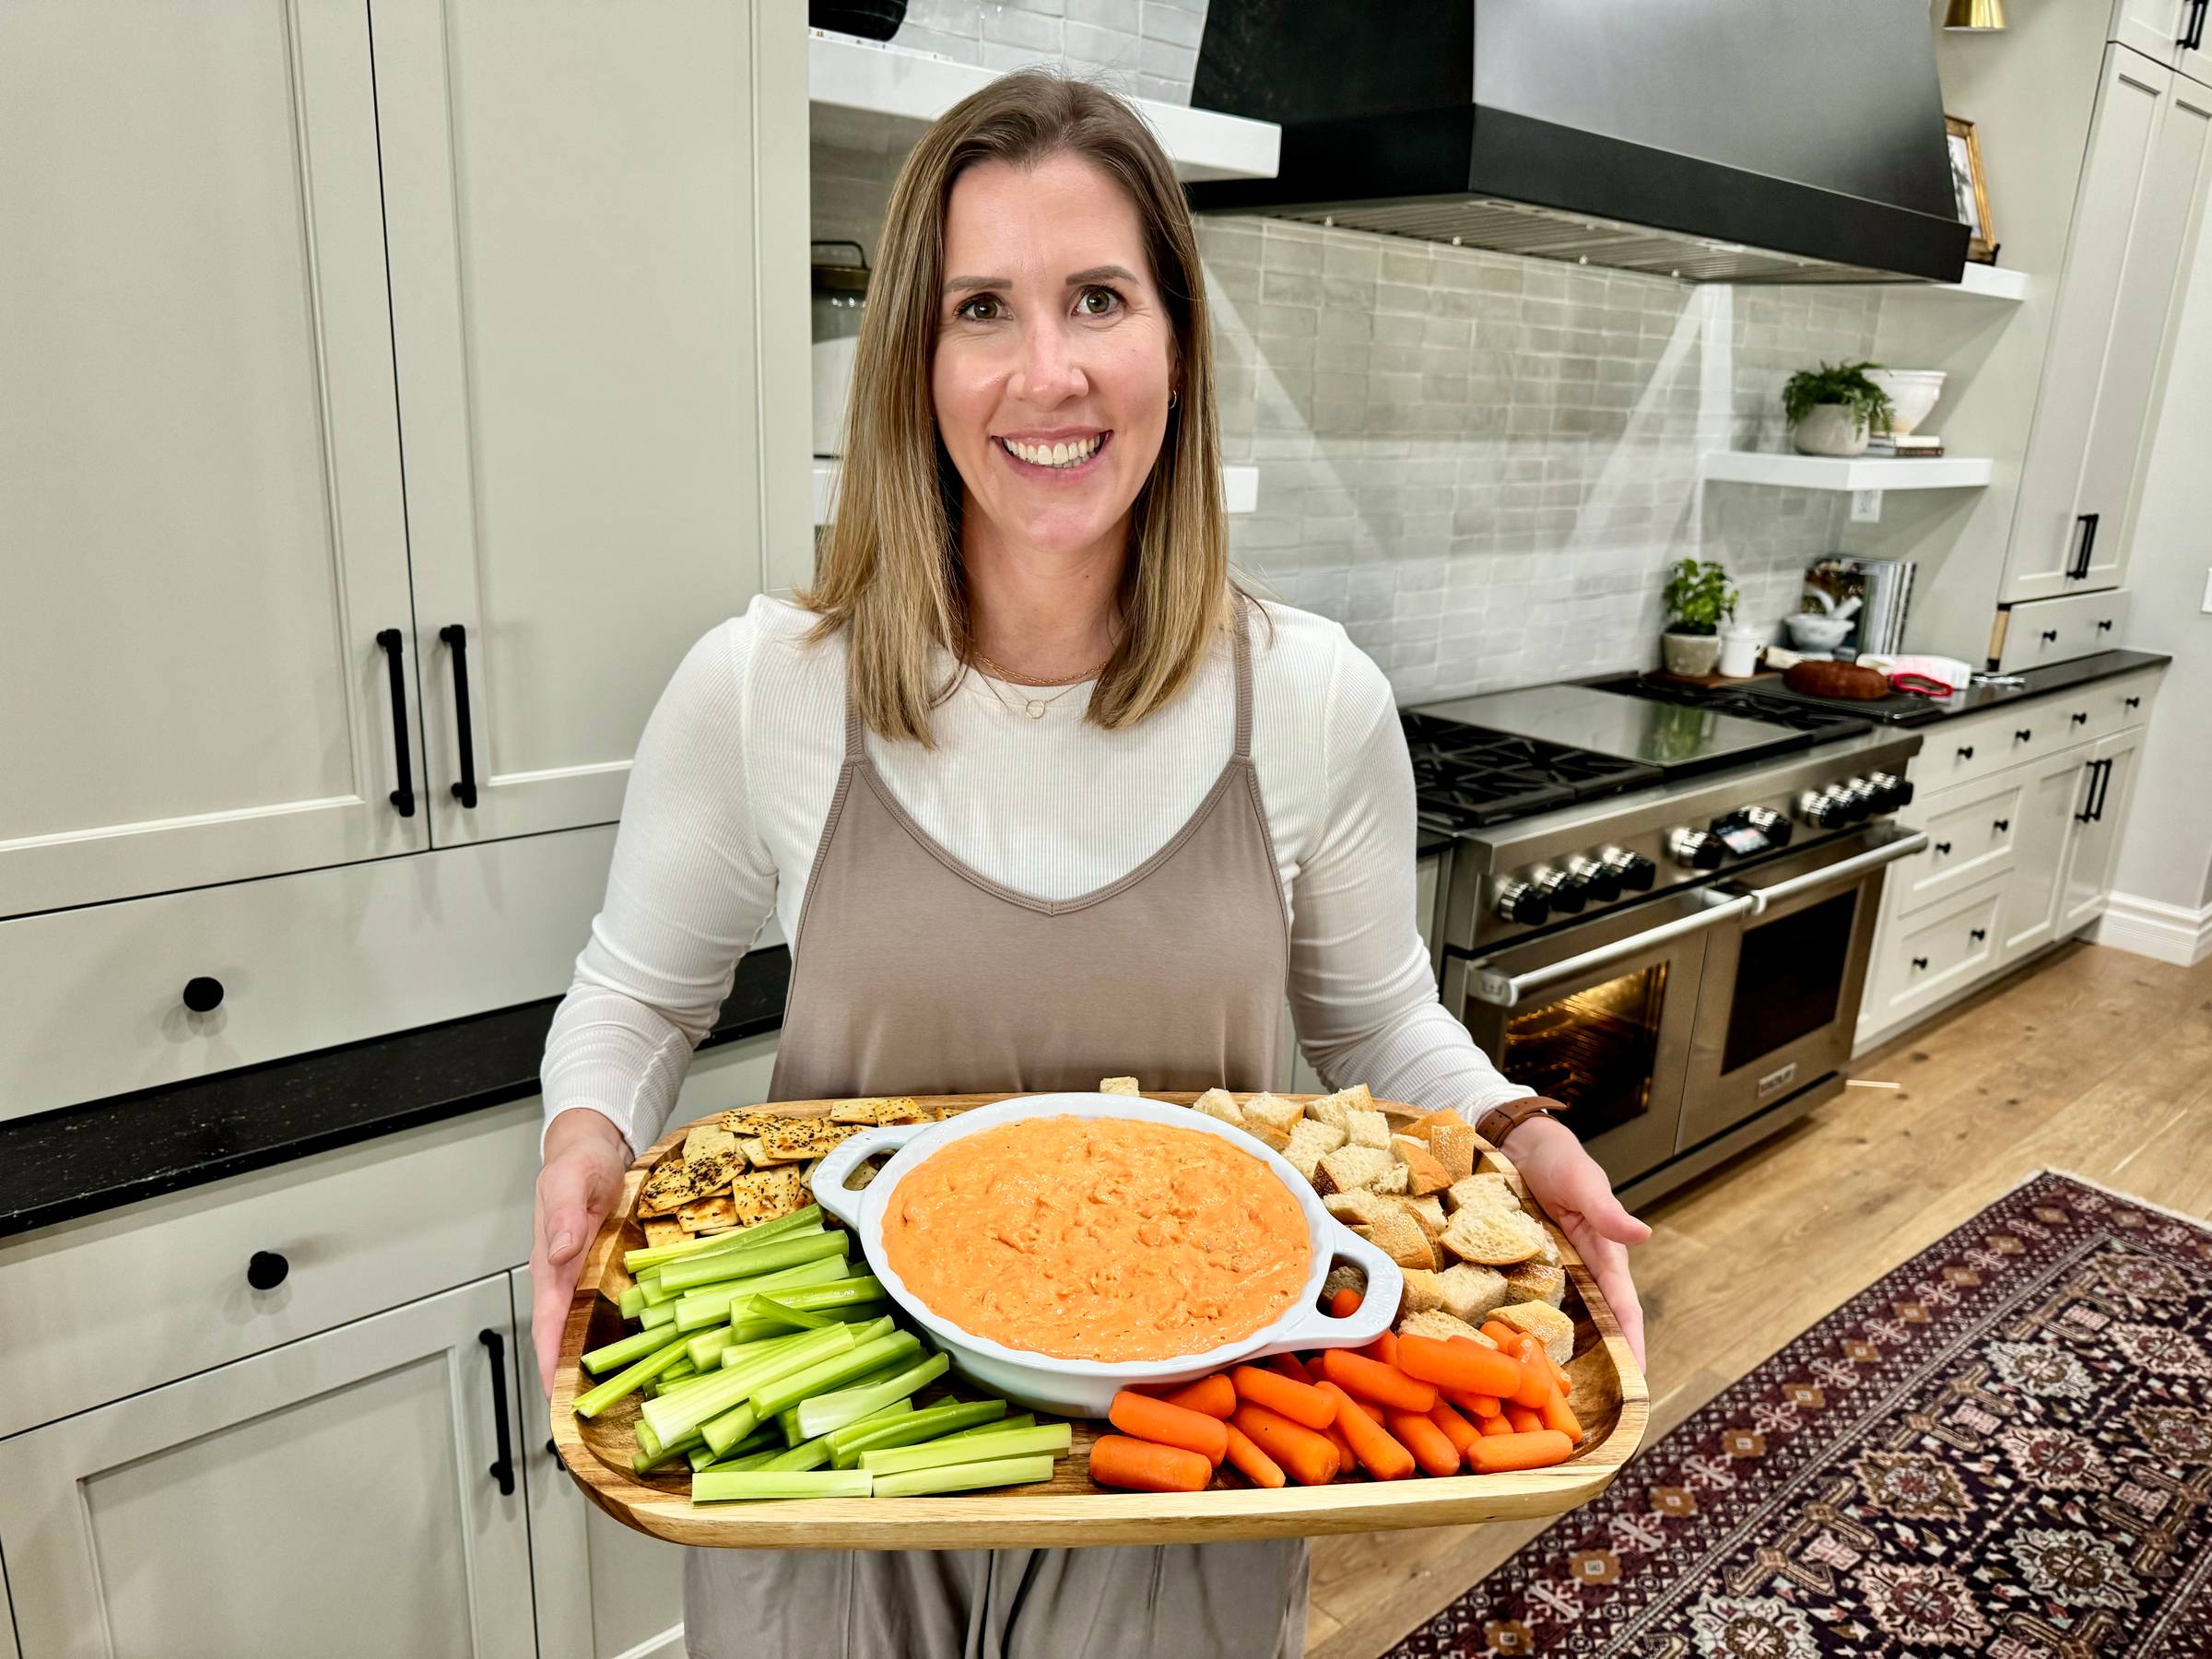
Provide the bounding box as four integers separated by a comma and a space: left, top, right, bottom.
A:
684, 598, 1311, 1659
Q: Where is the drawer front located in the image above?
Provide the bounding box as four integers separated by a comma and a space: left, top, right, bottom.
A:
1995, 590, 2132, 676
1865, 877, 2007, 1032
1893, 771, 2027, 916
1911, 715, 2038, 794
2100, 670, 2159, 731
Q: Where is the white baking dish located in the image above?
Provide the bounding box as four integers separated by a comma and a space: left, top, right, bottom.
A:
810, 1093, 1402, 1418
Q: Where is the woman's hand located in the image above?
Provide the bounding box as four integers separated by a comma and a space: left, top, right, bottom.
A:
1501, 1112, 1651, 1371
531, 1108, 633, 1398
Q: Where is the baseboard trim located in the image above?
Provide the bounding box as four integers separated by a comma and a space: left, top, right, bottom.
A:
607, 1626, 685, 1659
2091, 890, 2212, 966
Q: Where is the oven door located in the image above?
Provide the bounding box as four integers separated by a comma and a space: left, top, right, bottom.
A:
1678, 826, 1929, 1149
1443, 888, 1757, 1188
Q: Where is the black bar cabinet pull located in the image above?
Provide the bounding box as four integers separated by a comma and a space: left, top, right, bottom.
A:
1912, 956, 1930, 971
2069, 512, 2100, 580
479, 1329, 516, 1497
2184, 0, 2207, 51
1994, 818, 2010, 833
2076, 758, 2108, 824
377, 629, 416, 818
2091, 757, 2116, 822
440, 625, 479, 809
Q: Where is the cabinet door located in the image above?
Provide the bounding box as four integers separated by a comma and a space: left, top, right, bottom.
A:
369, 0, 810, 849
0, 1276, 534, 1659
2000, 747, 2093, 962
2002, 48, 2170, 605
2058, 729, 2145, 935
2113, 0, 2193, 66
0, 1, 425, 918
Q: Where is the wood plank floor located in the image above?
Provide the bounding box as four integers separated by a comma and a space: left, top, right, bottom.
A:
1304, 941, 2212, 1659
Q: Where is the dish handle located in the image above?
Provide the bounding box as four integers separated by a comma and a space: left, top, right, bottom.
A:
1249, 1225, 1405, 1358
810, 1123, 930, 1228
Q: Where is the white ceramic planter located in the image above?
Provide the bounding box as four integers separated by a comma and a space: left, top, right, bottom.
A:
1791, 403, 1871, 457
1661, 629, 1722, 676
810, 1093, 1401, 1418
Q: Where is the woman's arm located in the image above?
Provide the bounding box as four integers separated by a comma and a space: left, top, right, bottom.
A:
1286, 639, 1648, 1366
532, 621, 781, 1392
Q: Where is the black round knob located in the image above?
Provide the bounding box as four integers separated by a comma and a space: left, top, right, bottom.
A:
1582, 866, 1623, 903
1547, 874, 1588, 914
1498, 883, 1550, 927
2071, 712, 2088, 725
182, 976, 225, 1014
1957, 745, 1974, 760
1617, 853, 1657, 890
2126, 697, 2141, 710
1912, 956, 1930, 971
1971, 928, 1988, 943
2041, 629, 2059, 643
1675, 831, 1723, 871
2097, 618, 2113, 632
1935, 841, 1952, 855
247, 1251, 289, 1291
2015, 729, 2032, 743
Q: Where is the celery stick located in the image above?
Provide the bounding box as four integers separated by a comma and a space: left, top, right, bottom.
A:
623, 1206, 823, 1274
716, 1447, 789, 1473
640, 1300, 677, 1330
689, 1423, 779, 1471
660, 1358, 698, 1384
947, 1413, 1035, 1439
830, 1400, 1003, 1468
750, 1332, 922, 1423
700, 1402, 758, 1459
633, 1422, 704, 1475
573, 1334, 697, 1418
657, 1228, 850, 1293
691, 1469, 871, 1502
754, 1275, 886, 1312
861, 1423, 1070, 1477
777, 1406, 806, 1446
746, 1295, 835, 1330
636, 1418, 665, 1462
871, 1455, 1055, 1499
673, 1256, 852, 1333
685, 1325, 736, 1371
794, 1351, 948, 1441
582, 1323, 684, 1378
618, 1285, 647, 1321
716, 1328, 827, 1371
638, 1275, 683, 1308
643, 1324, 859, 1446
764, 1435, 832, 1473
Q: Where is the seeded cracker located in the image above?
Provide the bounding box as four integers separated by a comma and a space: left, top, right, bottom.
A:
757, 1116, 866, 1161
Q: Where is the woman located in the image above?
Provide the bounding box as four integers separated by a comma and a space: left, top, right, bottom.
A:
532, 71, 1647, 1659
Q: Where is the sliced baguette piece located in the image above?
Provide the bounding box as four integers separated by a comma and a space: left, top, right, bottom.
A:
1430, 1123, 1480, 1183
1402, 1109, 1464, 1143
1492, 1300, 1576, 1368
1445, 1172, 1524, 1217
1286, 1118, 1350, 1182
1396, 1194, 1448, 1236
1391, 1135, 1454, 1196
1440, 1204, 1547, 1266
1322, 1262, 1368, 1302
1192, 1088, 1245, 1128
1364, 1205, 1440, 1272
1323, 1189, 1390, 1227
1242, 1121, 1294, 1154
1372, 1160, 1410, 1196
1504, 1261, 1568, 1310
1435, 1262, 1512, 1325
1099, 1076, 1140, 1096
1345, 1107, 1393, 1150
1398, 1309, 1490, 1346
1304, 1083, 1373, 1131
1314, 1144, 1400, 1195
1398, 1267, 1446, 1316
1242, 1093, 1306, 1137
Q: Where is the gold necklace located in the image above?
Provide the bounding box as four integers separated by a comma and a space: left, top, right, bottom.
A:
971, 665, 1091, 721
968, 648, 1107, 688
967, 647, 1112, 720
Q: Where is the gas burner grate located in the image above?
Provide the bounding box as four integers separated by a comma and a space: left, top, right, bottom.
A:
1583, 675, 1873, 738
1400, 713, 1664, 830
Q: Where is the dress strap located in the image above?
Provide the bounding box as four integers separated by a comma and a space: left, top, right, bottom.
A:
842, 645, 866, 763
1231, 591, 1254, 760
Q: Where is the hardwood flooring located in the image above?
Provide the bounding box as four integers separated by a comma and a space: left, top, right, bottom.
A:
1303, 941, 2212, 1659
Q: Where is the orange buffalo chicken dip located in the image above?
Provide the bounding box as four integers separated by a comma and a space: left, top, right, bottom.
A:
882, 1117, 1312, 1361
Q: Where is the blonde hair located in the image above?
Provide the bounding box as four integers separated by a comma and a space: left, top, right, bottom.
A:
799, 70, 1240, 746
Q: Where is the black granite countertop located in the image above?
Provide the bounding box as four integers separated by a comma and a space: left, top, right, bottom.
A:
0, 947, 792, 1241
1881, 649, 2170, 724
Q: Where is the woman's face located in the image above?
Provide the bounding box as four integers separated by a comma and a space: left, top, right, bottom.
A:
932, 151, 1176, 562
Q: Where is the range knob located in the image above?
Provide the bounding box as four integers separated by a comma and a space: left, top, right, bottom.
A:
1494, 879, 1550, 927
1670, 829, 1724, 871
1742, 806, 1793, 849
1865, 771, 1914, 813
1566, 854, 1621, 903
1797, 789, 1847, 830
1601, 847, 1658, 891
1531, 865, 1587, 913
1830, 781, 1875, 825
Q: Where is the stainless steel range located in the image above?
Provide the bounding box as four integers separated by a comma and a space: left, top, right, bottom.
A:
1406, 679, 1926, 1207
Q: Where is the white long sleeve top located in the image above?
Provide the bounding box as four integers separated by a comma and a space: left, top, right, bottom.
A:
540, 594, 1532, 1154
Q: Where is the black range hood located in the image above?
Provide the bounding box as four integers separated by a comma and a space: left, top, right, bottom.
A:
1188, 0, 1969, 285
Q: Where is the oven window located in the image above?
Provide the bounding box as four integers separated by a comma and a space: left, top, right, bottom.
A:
1721, 890, 1857, 1074
1500, 964, 1666, 1139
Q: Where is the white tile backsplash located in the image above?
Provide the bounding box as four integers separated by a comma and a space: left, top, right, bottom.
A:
881, 0, 1206, 103
811, 108, 1881, 701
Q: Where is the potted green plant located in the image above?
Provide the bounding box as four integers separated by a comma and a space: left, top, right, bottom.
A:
1661, 558, 1738, 676
1783, 360, 1896, 458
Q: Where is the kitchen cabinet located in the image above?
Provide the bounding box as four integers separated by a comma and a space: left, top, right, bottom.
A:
2000, 48, 2212, 606
0, 1, 424, 918
1860, 876, 2009, 1038
1997, 747, 2090, 962
0, 1275, 536, 1659
2112, 0, 2212, 86
2057, 727, 2146, 935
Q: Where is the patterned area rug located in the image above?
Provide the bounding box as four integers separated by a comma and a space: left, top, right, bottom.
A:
1387, 1172, 2212, 1657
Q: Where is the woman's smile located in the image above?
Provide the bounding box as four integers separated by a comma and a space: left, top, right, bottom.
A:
994, 429, 1112, 475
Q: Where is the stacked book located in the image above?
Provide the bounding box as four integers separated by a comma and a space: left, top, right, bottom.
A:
1865, 432, 1945, 457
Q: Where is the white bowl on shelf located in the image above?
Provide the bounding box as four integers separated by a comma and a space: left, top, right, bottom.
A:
1865, 370, 1947, 437
810, 1092, 1400, 1418
1786, 613, 1855, 653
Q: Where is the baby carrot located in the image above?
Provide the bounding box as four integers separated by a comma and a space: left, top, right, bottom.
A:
1363, 1329, 1400, 1367
1505, 1404, 1545, 1434
1317, 1348, 1438, 1413
1463, 1430, 1573, 1474
1443, 1387, 1503, 1419
1232, 1403, 1340, 1488
1158, 1373, 1236, 1419
1328, 1287, 1362, 1319
1323, 1417, 1360, 1476
1477, 1413, 1514, 1437
1316, 1381, 1416, 1480
1109, 1389, 1230, 1465
1502, 1335, 1553, 1411
1268, 1353, 1317, 1384
1221, 1423, 1287, 1488
1481, 1320, 1518, 1348
1428, 1398, 1480, 1460
1388, 1410, 1462, 1477
1088, 1434, 1212, 1493
1230, 1364, 1335, 1431
1355, 1396, 1386, 1426
1539, 1385, 1584, 1446
1396, 1334, 1524, 1401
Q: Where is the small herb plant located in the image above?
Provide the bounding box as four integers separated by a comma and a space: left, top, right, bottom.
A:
1664, 559, 1738, 637
1782, 360, 1895, 435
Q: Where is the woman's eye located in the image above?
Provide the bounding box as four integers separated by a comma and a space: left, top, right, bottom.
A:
954, 295, 1004, 323
1076, 286, 1123, 318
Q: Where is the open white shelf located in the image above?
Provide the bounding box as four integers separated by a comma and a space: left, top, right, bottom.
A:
1700, 452, 1994, 491
807, 31, 1280, 182
811, 461, 1259, 525
1926, 263, 2030, 301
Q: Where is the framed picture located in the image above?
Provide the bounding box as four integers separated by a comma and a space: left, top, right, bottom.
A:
1946, 113, 1997, 265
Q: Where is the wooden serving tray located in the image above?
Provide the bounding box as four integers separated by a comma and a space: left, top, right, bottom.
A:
552, 1093, 1649, 1549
